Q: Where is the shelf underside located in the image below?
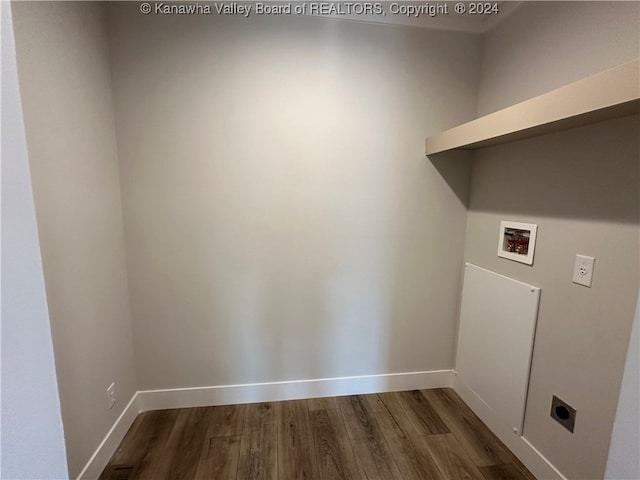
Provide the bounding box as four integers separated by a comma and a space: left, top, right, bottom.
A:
425, 59, 640, 155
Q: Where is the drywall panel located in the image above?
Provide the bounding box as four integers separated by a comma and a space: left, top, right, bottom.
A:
456, 264, 540, 435
11, 2, 138, 477
1, 3, 68, 477
469, 3, 640, 476
107, 5, 481, 390
464, 114, 640, 480
477, 1, 640, 116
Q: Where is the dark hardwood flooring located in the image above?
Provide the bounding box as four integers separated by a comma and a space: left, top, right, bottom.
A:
99, 388, 536, 480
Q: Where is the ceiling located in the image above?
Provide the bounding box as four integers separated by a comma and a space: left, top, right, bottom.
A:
305, 1, 523, 33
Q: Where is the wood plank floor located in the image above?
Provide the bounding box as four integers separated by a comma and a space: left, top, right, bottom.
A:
99, 388, 536, 480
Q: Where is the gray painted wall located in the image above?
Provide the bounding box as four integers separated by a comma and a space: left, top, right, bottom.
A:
477, 1, 640, 115
464, 3, 640, 478
11, 3, 138, 478
107, 5, 480, 390
1, 2, 68, 478
464, 116, 639, 479
8, 2, 638, 477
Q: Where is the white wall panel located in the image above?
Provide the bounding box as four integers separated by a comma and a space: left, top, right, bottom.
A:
456, 263, 540, 435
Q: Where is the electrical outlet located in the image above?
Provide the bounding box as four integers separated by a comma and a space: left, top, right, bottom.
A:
573, 254, 595, 287
550, 395, 576, 433
107, 383, 116, 410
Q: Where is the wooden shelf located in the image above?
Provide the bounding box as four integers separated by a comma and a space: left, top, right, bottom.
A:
425, 59, 640, 155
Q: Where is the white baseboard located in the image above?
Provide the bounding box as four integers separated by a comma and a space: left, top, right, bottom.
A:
453, 375, 567, 480
137, 369, 455, 412
76, 392, 141, 480
76, 370, 567, 480
76, 369, 453, 479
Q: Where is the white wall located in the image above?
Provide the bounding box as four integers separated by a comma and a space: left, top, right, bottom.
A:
0, 2, 68, 478
476, 0, 640, 115
107, 5, 480, 390
605, 292, 640, 480
464, 2, 640, 478
11, 3, 138, 478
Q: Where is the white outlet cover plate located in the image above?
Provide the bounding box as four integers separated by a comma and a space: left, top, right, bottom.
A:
573, 254, 595, 287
